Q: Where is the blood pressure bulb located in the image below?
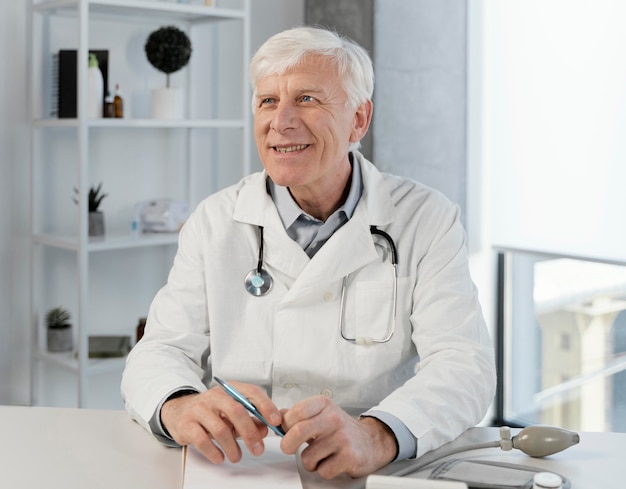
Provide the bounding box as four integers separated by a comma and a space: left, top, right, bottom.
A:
512, 425, 580, 458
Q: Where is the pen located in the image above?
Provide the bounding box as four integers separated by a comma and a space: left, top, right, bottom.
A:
214, 376, 286, 437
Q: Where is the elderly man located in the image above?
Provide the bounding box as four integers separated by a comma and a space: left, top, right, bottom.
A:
121, 26, 495, 480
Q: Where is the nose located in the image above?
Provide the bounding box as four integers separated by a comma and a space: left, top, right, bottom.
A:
270, 101, 299, 133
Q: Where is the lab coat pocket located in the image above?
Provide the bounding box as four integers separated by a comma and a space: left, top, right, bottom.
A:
352, 280, 397, 347
340, 273, 412, 360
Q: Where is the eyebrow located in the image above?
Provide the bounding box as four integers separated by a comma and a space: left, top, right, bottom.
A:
255, 86, 326, 101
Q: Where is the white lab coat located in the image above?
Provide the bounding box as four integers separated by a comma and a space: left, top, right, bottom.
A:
121, 152, 496, 459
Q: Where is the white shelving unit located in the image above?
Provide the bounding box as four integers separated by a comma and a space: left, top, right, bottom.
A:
29, 0, 251, 408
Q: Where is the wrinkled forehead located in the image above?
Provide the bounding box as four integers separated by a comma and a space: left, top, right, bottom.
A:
254, 54, 339, 87
253, 56, 348, 104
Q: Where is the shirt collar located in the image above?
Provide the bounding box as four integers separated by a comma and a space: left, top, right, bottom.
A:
268, 152, 363, 228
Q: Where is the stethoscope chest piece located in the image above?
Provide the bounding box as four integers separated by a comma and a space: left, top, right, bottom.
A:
245, 225, 273, 297
244, 268, 273, 296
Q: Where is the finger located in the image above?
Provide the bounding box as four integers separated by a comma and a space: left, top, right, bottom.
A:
280, 396, 335, 454
225, 406, 268, 457
282, 395, 328, 429
308, 453, 344, 480
186, 422, 230, 465
208, 405, 262, 462
232, 382, 283, 428
298, 438, 339, 475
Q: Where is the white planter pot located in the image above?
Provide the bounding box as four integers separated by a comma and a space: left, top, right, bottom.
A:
151, 88, 184, 120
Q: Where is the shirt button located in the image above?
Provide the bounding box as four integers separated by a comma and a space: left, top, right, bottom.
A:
323, 291, 335, 302
320, 388, 333, 398
283, 382, 297, 389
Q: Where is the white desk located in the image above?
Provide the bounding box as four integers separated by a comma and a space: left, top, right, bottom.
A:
2, 405, 624, 488
2, 406, 181, 489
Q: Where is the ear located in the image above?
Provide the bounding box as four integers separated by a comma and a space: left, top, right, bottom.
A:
349, 99, 373, 143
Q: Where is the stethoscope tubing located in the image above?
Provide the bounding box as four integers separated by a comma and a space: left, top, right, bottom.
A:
244, 224, 399, 344
339, 225, 398, 345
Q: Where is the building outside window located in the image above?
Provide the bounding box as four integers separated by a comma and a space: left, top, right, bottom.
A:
498, 251, 626, 433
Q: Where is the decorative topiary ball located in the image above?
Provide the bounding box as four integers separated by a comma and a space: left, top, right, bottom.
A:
145, 26, 192, 79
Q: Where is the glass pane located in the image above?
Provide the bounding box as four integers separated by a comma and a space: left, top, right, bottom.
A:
503, 251, 626, 432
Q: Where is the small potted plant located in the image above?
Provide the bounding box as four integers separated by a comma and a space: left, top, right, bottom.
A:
73, 182, 108, 237
46, 306, 73, 352
144, 25, 192, 119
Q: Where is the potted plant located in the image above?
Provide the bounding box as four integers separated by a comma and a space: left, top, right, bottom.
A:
46, 306, 73, 352
144, 25, 192, 119
73, 182, 108, 237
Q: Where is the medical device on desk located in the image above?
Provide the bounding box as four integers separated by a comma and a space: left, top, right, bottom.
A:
245, 224, 398, 344
368, 425, 580, 489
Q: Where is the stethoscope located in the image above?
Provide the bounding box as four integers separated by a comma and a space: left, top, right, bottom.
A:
244, 225, 398, 345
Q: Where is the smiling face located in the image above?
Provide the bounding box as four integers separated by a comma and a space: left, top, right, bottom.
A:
253, 55, 372, 219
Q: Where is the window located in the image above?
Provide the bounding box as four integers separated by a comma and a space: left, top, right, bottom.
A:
496, 250, 626, 432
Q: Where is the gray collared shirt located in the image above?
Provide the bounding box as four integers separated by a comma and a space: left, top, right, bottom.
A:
268, 153, 362, 258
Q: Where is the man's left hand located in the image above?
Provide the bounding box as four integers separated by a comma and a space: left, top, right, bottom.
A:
279, 395, 398, 479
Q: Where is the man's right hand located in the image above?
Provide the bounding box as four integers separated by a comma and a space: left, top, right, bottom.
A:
160, 382, 283, 464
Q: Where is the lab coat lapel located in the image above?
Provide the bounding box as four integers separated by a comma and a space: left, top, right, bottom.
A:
287, 210, 379, 295
295, 153, 399, 287
233, 172, 310, 279
278, 153, 399, 299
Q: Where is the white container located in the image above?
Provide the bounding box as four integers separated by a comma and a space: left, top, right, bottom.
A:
88, 53, 103, 118
533, 472, 562, 489
151, 87, 184, 119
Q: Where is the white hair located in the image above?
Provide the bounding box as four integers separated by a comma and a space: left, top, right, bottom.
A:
249, 26, 374, 112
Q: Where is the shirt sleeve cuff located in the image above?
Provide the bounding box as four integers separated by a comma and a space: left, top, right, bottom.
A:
363, 410, 417, 461
148, 387, 199, 446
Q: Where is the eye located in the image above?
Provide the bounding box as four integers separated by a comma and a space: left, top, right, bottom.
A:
259, 97, 276, 107
301, 95, 315, 102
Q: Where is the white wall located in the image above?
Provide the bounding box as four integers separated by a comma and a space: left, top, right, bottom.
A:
0, 1, 303, 407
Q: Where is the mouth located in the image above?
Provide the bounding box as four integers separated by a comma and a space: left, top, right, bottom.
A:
273, 144, 309, 154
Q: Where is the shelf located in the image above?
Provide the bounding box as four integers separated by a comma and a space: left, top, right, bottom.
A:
33, 118, 246, 129
36, 349, 127, 375
30, 0, 250, 408
33, 0, 245, 24
33, 231, 179, 252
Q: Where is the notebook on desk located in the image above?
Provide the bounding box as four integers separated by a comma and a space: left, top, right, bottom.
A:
182, 436, 302, 489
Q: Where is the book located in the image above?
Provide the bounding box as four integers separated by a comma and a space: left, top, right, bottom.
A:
56, 49, 109, 118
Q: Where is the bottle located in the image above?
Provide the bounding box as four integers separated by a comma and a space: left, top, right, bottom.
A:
103, 91, 115, 118
533, 472, 562, 489
113, 83, 124, 118
87, 53, 104, 118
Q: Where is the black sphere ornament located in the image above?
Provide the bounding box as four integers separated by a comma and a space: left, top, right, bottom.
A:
145, 26, 192, 87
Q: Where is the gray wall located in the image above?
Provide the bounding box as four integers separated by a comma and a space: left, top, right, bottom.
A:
374, 0, 467, 219
306, 0, 467, 219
